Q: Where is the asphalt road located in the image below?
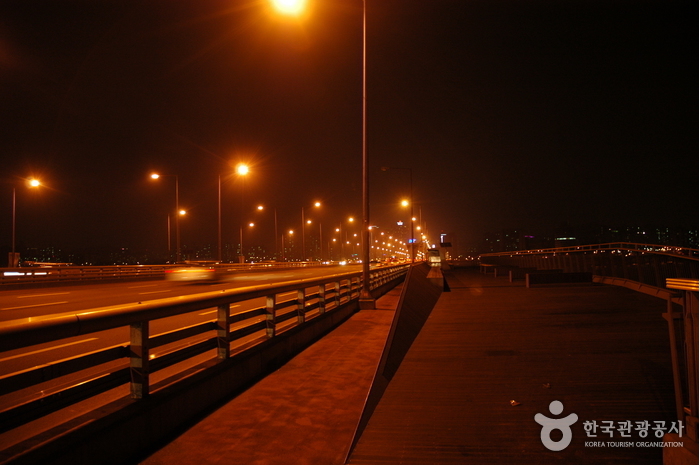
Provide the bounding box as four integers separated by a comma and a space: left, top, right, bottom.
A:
0, 265, 358, 322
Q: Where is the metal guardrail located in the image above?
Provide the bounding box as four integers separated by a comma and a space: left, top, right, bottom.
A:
0, 264, 409, 437
479, 242, 699, 295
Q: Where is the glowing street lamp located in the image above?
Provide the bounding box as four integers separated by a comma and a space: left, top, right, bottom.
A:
271, 0, 306, 15
382, 166, 415, 263
150, 173, 182, 262
301, 201, 321, 261
282, 229, 294, 262
10, 178, 41, 267
236, 163, 249, 176
271, 0, 373, 306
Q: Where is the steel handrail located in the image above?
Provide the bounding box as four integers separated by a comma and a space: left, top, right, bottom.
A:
480, 242, 699, 260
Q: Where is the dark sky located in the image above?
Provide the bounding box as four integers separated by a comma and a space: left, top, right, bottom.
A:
0, 0, 696, 257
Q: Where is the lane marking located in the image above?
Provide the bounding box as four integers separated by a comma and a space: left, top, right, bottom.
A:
128, 284, 160, 289
138, 290, 173, 295
16, 292, 70, 299
1, 301, 69, 311
200, 304, 240, 316
0, 338, 98, 363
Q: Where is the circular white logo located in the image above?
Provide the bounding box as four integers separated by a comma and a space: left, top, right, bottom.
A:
534, 400, 578, 451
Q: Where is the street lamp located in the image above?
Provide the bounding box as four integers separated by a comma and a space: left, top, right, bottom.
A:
282, 229, 294, 262
271, 0, 373, 307
236, 163, 250, 263
218, 164, 251, 262
10, 178, 41, 267
382, 166, 415, 263
150, 173, 181, 262
301, 201, 321, 262
240, 204, 265, 262
271, 0, 306, 15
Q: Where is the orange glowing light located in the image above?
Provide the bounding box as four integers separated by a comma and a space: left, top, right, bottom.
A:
272, 0, 306, 15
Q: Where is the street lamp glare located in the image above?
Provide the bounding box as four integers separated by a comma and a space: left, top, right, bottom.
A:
150, 173, 160, 179
29, 179, 40, 187
401, 199, 409, 207
236, 163, 249, 176
272, 0, 306, 15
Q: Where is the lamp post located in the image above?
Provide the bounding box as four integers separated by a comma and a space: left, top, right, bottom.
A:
236, 163, 249, 263
10, 178, 41, 267
151, 173, 181, 262
358, 0, 374, 308
301, 201, 321, 261
272, 0, 373, 307
382, 166, 415, 263
282, 230, 294, 262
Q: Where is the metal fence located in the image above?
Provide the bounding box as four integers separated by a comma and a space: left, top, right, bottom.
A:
0, 265, 408, 440
479, 242, 699, 293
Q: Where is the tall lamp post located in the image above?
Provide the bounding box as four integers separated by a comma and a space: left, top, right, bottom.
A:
358, 0, 373, 307
10, 178, 41, 267
236, 163, 249, 263
301, 201, 321, 261
150, 173, 181, 262
382, 166, 415, 263
272, 0, 373, 306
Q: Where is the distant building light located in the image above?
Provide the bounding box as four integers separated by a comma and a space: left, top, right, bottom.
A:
555, 237, 576, 241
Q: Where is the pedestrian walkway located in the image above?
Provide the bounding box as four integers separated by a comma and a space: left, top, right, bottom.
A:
138, 285, 402, 465
138, 268, 677, 464
349, 268, 676, 464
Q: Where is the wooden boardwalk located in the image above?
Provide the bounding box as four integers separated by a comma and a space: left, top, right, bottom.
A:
348, 268, 676, 464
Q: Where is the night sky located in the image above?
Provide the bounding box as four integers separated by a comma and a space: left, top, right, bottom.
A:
0, 0, 696, 259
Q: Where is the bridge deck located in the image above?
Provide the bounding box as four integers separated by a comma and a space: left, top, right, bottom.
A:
138, 268, 676, 464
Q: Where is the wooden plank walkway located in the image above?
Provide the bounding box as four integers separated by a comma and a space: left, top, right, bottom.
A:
348, 268, 677, 464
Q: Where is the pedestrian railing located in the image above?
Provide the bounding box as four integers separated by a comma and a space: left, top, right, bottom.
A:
480, 242, 699, 296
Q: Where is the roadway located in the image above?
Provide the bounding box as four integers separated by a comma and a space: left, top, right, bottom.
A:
0, 265, 359, 322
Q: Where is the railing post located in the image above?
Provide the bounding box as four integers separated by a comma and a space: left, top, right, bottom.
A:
217, 303, 231, 360
130, 321, 150, 399
266, 294, 277, 337
297, 289, 307, 322
334, 280, 341, 306
666, 296, 686, 428
686, 290, 699, 441
318, 284, 328, 313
